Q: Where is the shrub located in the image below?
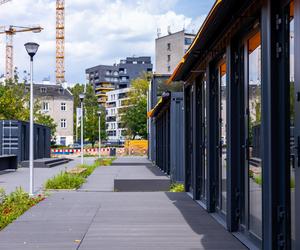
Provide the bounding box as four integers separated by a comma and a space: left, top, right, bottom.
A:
291, 178, 295, 189
45, 158, 114, 190
170, 183, 185, 192
0, 187, 45, 230
254, 175, 262, 185
78, 163, 98, 178
95, 157, 115, 166
45, 171, 85, 189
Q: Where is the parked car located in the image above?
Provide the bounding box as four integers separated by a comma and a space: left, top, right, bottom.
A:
68, 143, 81, 149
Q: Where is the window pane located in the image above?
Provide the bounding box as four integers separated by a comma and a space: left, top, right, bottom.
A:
248, 32, 262, 239
289, 5, 295, 248
220, 62, 227, 214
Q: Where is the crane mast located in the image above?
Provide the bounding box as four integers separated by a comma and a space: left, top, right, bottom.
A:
56, 0, 65, 84
0, 25, 43, 80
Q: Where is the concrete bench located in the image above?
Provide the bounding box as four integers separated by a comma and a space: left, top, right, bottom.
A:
0, 155, 17, 171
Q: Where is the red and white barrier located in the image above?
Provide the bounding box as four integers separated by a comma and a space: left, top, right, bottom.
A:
51, 148, 111, 154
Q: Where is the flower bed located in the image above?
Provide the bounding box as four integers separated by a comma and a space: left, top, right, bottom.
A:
0, 188, 45, 230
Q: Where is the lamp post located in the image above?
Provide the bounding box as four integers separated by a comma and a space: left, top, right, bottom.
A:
97, 110, 101, 160
24, 42, 39, 196
79, 93, 85, 165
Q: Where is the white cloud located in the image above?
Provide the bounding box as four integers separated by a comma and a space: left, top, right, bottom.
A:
0, 0, 205, 83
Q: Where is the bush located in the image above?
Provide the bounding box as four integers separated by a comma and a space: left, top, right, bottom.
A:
170, 183, 185, 192
0, 187, 45, 230
254, 175, 262, 185
45, 158, 114, 190
95, 157, 115, 166
78, 163, 98, 178
45, 171, 85, 189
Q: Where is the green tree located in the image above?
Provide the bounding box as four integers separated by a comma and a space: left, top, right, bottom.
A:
0, 81, 29, 120
35, 113, 57, 138
0, 80, 57, 137
69, 84, 106, 146
121, 73, 150, 139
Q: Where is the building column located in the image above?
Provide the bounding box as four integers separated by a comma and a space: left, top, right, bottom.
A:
261, 0, 290, 248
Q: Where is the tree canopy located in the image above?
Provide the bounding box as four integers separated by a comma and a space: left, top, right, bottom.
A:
69, 83, 106, 146
0, 80, 57, 137
120, 73, 150, 139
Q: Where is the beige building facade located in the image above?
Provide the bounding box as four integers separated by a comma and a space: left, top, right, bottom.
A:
155, 30, 195, 74
33, 84, 74, 146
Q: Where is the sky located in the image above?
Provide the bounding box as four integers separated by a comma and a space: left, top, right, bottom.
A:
0, 0, 215, 84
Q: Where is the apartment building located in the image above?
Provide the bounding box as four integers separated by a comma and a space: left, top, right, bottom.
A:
155, 30, 195, 74
105, 88, 130, 142
86, 57, 152, 106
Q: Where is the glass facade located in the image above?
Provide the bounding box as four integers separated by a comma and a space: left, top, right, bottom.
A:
247, 32, 262, 239
166, 0, 300, 248
290, 2, 295, 248
219, 62, 227, 215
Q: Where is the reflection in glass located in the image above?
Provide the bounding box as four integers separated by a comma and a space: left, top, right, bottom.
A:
201, 81, 207, 201
220, 63, 227, 214
289, 3, 295, 248
248, 32, 262, 239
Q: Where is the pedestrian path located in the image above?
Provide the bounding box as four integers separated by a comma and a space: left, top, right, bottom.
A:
0, 157, 247, 250
0, 157, 95, 194
80, 156, 169, 192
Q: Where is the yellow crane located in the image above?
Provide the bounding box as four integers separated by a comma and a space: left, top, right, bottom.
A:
56, 0, 65, 84
0, 25, 43, 79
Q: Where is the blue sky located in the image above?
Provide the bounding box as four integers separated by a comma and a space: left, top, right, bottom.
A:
0, 0, 215, 84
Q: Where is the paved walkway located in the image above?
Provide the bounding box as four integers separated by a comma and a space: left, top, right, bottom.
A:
80, 157, 168, 192
0, 157, 96, 194
0, 157, 247, 250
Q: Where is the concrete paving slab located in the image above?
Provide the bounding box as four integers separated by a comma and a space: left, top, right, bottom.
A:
112, 156, 151, 165
80, 161, 169, 192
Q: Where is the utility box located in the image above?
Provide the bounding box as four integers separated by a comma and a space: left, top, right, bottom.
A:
0, 120, 51, 163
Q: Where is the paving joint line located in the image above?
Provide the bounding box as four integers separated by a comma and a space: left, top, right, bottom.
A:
76, 201, 102, 250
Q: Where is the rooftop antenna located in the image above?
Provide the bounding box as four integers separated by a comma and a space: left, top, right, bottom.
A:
190, 23, 196, 34
157, 28, 161, 38
167, 26, 171, 35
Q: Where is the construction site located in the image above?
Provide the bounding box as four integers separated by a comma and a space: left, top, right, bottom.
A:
0, 0, 65, 84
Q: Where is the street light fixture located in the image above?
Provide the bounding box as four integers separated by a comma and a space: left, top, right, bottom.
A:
79, 93, 85, 165
24, 42, 39, 196
97, 110, 101, 160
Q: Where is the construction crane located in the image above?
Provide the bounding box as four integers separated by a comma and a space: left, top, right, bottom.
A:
0, 25, 43, 79
56, 0, 65, 84
0, 0, 11, 5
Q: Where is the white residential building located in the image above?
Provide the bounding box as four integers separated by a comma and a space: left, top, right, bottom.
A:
155, 30, 195, 74
106, 88, 130, 142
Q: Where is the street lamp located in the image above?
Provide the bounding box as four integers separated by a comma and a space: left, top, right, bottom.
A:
97, 110, 101, 160
24, 42, 39, 196
79, 93, 85, 165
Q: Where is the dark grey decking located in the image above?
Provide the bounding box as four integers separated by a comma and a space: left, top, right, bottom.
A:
0, 192, 246, 250
0, 157, 247, 250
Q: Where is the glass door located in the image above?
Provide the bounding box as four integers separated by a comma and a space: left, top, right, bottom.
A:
289, 1, 295, 248
201, 80, 208, 201
195, 78, 208, 202
218, 62, 227, 215
185, 85, 194, 194
236, 30, 262, 248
